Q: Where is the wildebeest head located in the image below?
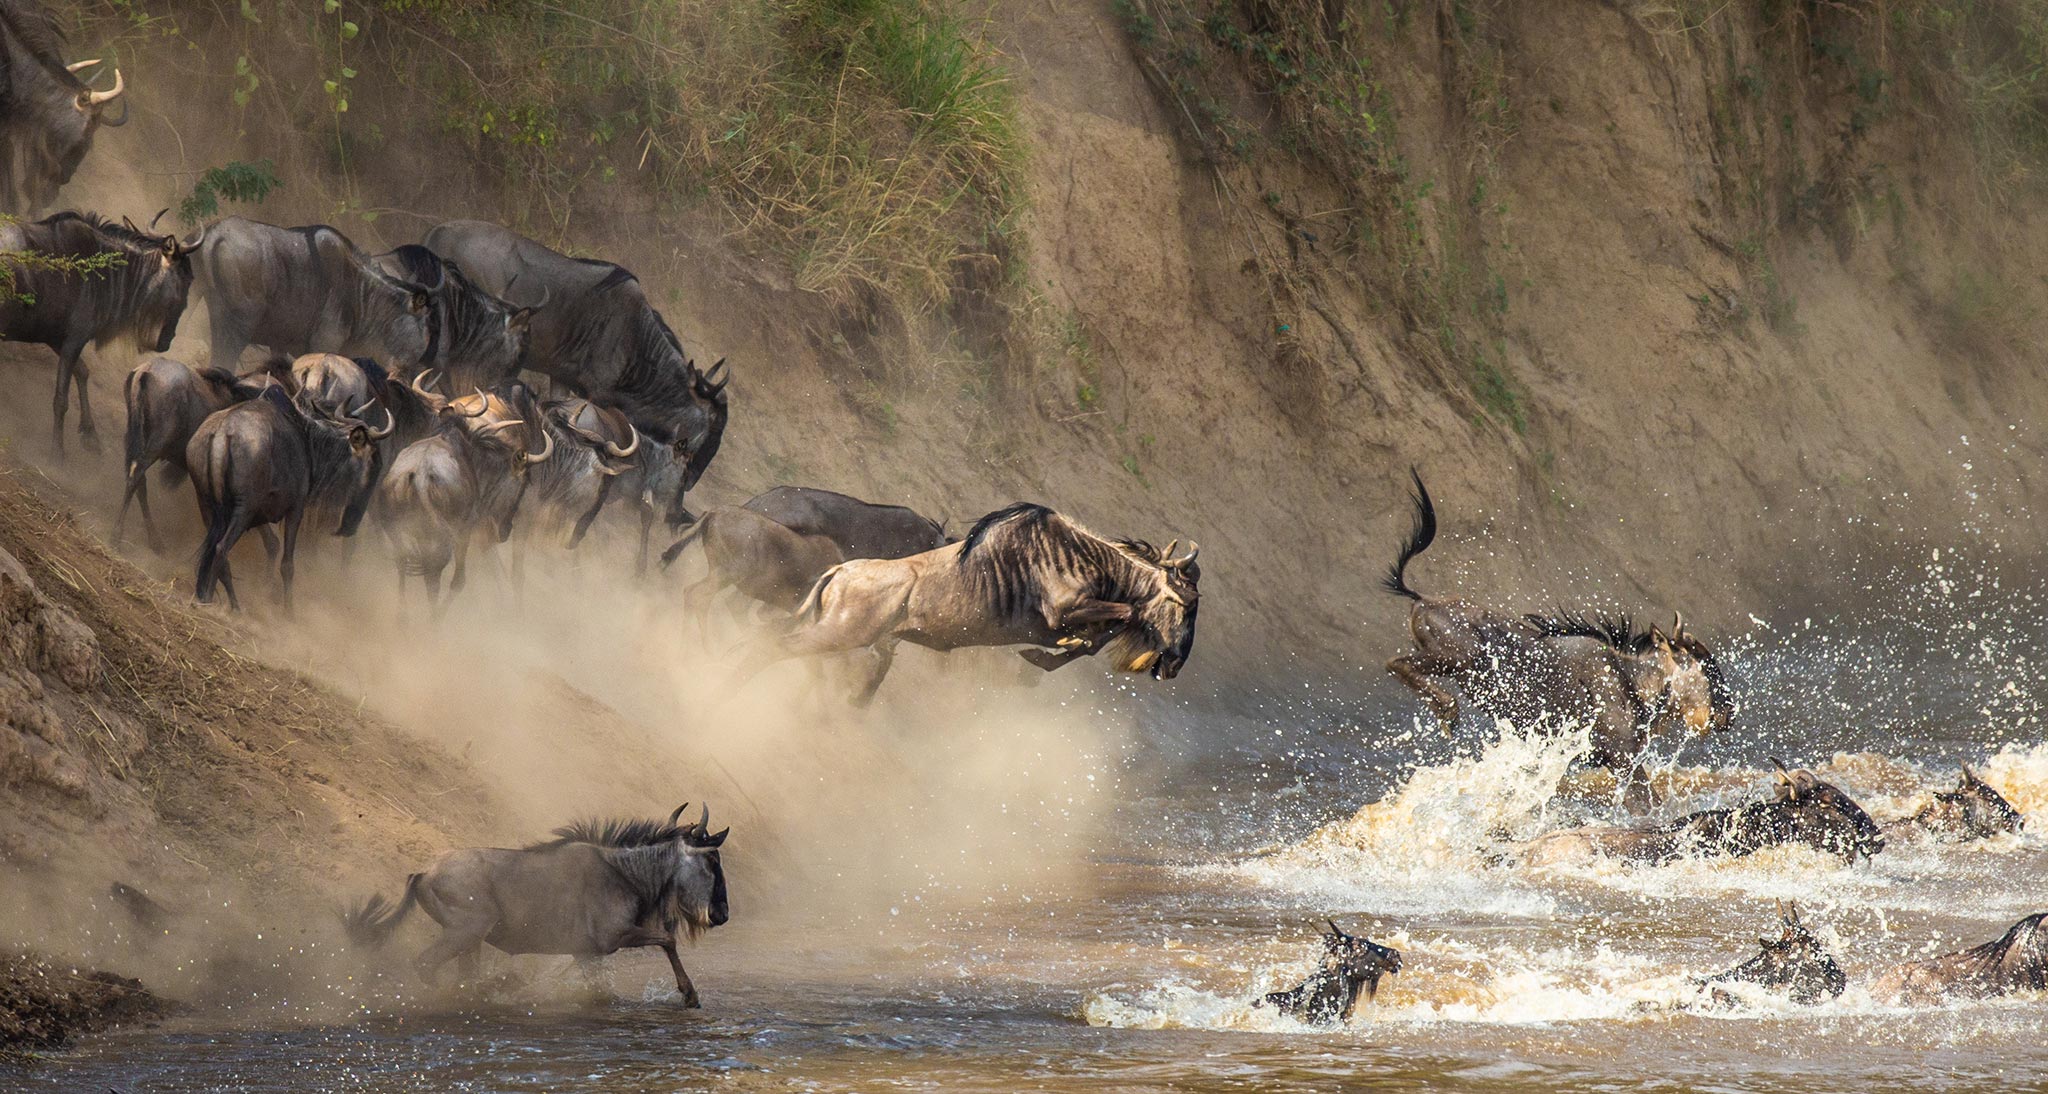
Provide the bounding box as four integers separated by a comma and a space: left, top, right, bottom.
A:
381, 246, 537, 387
0, 4, 129, 212
1320, 919, 1401, 1003
1106, 538, 1200, 679
667, 802, 730, 934
1652, 613, 1733, 735
1770, 758, 1886, 862
1915, 764, 2024, 840
443, 378, 555, 471
288, 386, 393, 534
1705, 902, 1846, 1006
667, 357, 729, 510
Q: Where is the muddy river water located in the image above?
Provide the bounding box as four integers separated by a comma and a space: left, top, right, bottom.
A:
15, 575, 2048, 1092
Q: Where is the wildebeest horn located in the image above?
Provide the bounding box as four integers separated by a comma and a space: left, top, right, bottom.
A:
1326, 918, 1346, 939
1672, 612, 1685, 639
451, 389, 490, 418
604, 423, 640, 459
172, 226, 204, 257
1163, 538, 1179, 560
353, 399, 396, 440
411, 369, 442, 397
524, 423, 554, 463
148, 208, 169, 231
79, 67, 124, 109
66, 58, 101, 73
481, 418, 526, 436
1961, 762, 1979, 784
698, 803, 710, 832
667, 802, 690, 826
121, 215, 140, 235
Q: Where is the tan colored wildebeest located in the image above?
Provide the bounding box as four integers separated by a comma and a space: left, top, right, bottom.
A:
730, 502, 1199, 705
346, 805, 730, 1007
1381, 470, 1732, 809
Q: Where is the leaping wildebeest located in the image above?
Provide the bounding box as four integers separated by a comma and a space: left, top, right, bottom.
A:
1381, 470, 1732, 809
117, 355, 271, 550
186, 385, 393, 610
0, 0, 127, 213
186, 215, 438, 374
423, 220, 730, 521
1251, 921, 1403, 1025
0, 211, 195, 452
732, 503, 1200, 705
345, 804, 731, 1007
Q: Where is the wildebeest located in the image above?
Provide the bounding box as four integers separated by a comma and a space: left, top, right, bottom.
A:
187, 385, 392, 609
379, 374, 551, 606
373, 244, 535, 390
1700, 903, 1846, 1007
1898, 764, 2024, 841
422, 220, 729, 513
1381, 470, 1732, 810
187, 216, 437, 374
735, 486, 949, 560
661, 506, 845, 624
732, 503, 1199, 705
117, 355, 271, 550
1870, 912, 2048, 1005
1251, 921, 1402, 1025
345, 804, 731, 1007
1, 211, 195, 452
511, 396, 673, 560
1525, 760, 1886, 866
0, 1, 126, 212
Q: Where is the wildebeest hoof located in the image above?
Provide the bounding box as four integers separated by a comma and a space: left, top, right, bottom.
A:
681, 993, 702, 1009
1057, 635, 1089, 649
78, 430, 102, 455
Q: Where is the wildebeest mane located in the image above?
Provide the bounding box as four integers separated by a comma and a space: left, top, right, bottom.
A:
957, 503, 1167, 622
0, 0, 83, 86
1524, 609, 1655, 654
531, 815, 688, 849
1937, 912, 2048, 991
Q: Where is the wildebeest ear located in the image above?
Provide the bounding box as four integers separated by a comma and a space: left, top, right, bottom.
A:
409, 291, 430, 314
508, 307, 535, 333
1960, 763, 1981, 787
704, 826, 729, 847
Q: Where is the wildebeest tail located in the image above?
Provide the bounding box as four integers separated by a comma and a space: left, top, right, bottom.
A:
658, 520, 707, 571
1381, 467, 1436, 601
342, 873, 422, 948
792, 562, 847, 622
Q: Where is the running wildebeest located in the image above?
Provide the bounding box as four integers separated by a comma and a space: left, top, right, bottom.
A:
731, 503, 1199, 705
512, 396, 681, 565
117, 355, 271, 550
422, 220, 729, 516
0, 0, 126, 212
345, 804, 731, 1007
186, 216, 437, 374
662, 506, 845, 623
373, 244, 536, 390
187, 385, 392, 609
1700, 903, 1846, 1007
1897, 764, 2024, 841
379, 374, 551, 606
1525, 760, 1886, 866
1381, 470, 1732, 810
1, 211, 195, 452
736, 486, 949, 560
1870, 912, 2048, 1005
1251, 921, 1402, 1025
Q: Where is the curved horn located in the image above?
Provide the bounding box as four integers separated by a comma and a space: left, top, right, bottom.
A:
1325, 919, 1347, 938
1163, 538, 1180, 561
411, 368, 442, 397
80, 67, 124, 109
1672, 611, 1685, 639
1962, 762, 1980, 785
480, 417, 526, 437
148, 208, 169, 232
604, 423, 641, 459
698, 803, 710, 832
1771, 756, 1792, 782
667, 802, 690, 826
451, 389, 490, 418
65, 58, 101, 74
172, 226, 205, 257
363, 402, 397, 440
524, 422, 554, 463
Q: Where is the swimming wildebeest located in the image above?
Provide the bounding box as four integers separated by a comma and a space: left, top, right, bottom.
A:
736, 486, 949, 560
345, 804, 731, 1007
1525, 760, 1886, 865
117, 356, 271, 550
1251, 921, 1402, 1025
661, 506, 845, 623
1381, 470, 1732, 810
1896, 763, 2024, 841
0, 211, 195, 452
0, 1, 126, 212
1700, 903, 1846, 1007
373, 244, 536, 390
379, 374, 551, 605
186, 216, 437, 374
731, 503, 1200, 705
422, 220, 730, 514
1870, 912, 2048, 1005
187, 385, 393, 609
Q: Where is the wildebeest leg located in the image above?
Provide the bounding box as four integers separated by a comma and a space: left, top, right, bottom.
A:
566, 476, 613, 550
1618, 758, 1658, 814
1387, 655, 1460, 733
115, 456, 151, 548
71, 357, 100, 453
852, 638, 899, 708
659, 941, 702, 1008
277, 512, 303, 614
50, 342, 87, 455
414, 925, 491, 987
198, 504, 251, 610
682, 577, 719, 644
256, 525, 280, 564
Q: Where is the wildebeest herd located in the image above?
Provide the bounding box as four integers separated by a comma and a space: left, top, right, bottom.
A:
3, 0, 2039, 1024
